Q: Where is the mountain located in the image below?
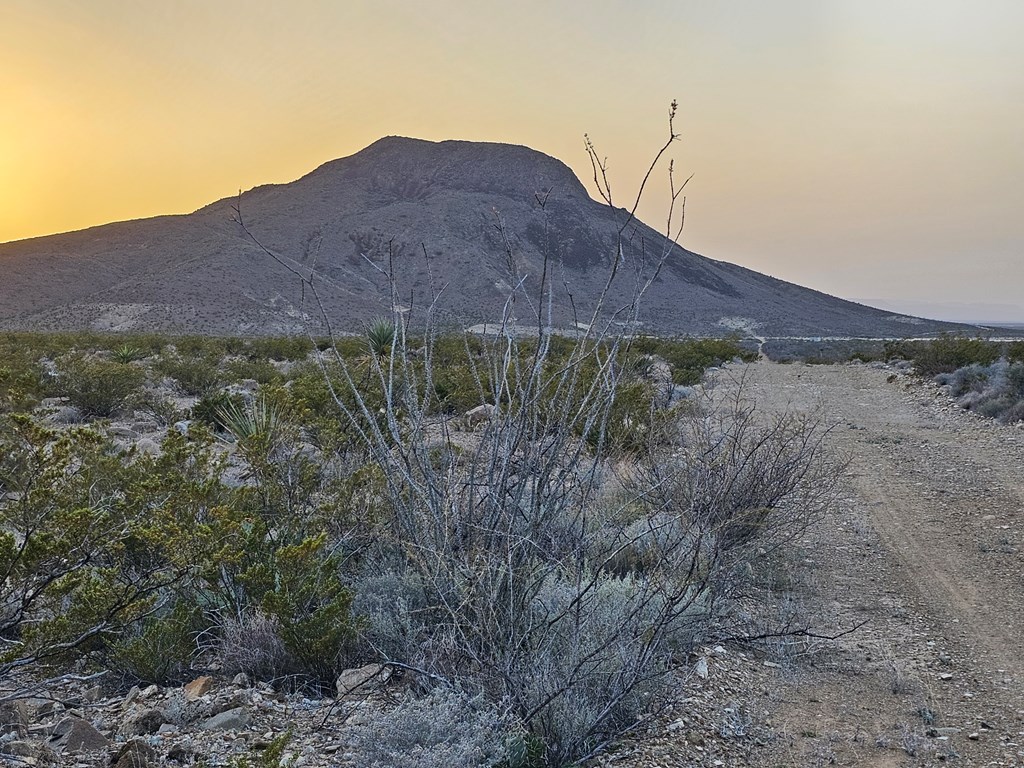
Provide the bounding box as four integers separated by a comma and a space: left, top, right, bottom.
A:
0, 137, 975, 338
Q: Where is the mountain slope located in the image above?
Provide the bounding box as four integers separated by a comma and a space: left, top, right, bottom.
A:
0, 137, 970, 337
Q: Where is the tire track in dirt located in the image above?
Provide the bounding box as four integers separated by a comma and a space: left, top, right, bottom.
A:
730, 361, 1024, 766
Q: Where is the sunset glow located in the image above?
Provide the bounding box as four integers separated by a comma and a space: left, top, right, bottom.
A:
2, 0, 1022, 321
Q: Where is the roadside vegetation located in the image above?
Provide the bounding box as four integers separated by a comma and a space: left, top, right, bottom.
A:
0, 109, 843, 766
0, 325, 832, 765
885, 335, 1024, 424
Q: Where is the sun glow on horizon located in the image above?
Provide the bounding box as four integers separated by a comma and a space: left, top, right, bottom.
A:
1, 0, 1022, 318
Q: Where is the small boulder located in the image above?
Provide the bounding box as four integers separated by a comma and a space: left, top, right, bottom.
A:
2, 739, 59, 765
49, 716, 110, 752
82, 685, 103, 704
694, 657, 709, 680
335, 664, 391, 699
49, 405, 84, 424
231, 673, 252, 689
200, 707, 251, 731
183, 675, 217, 701
136, 438, 162, 456
112, 739, 159, 768
167, 743, 197, 763
463, 403, 496, 429
121, 707, 168, 736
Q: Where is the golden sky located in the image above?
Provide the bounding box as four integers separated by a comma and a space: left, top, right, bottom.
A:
2, 1, 1022, 321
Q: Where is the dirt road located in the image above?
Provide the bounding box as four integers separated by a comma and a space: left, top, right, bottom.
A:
737, 361, 1024, 767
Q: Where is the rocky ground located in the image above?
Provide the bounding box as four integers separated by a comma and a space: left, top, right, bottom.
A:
3, 359, 1023, 767
607, 360, 1024, 767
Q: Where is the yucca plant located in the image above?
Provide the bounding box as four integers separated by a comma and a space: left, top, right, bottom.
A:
113, 345, 145, 364
365, 317, 396, 358
215, 395, 285, 461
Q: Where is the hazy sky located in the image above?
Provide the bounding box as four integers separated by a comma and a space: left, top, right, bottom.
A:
2, 1, 1022, 322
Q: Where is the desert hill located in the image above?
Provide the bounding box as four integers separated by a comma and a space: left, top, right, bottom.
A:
0, 137, 974, 338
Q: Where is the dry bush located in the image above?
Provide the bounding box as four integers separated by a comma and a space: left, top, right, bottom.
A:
348, 687, 519, 768
236, 104, 844, 765
219, 611, 297, 682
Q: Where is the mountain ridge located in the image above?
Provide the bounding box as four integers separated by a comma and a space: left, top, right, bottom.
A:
0, 136, 981, 338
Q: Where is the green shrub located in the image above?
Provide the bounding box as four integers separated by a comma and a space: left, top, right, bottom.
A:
155, 352, 223, 395
896, 334, 1000, 376
191, 389, 247, 431
110, 601, 201, 684
112, 344, 145, 364
366, 318, 397, 358
648, 337, 754, 385
244, 336, 313, 362
0, 417, 165, 672
0, 361, 46, 413
124, 425, 357, 685
55, 353, 145, 417
225, 357, 283, 385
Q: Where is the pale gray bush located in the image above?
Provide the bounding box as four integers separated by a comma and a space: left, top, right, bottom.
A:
512, 569, 710, 759
348, 687, 518, 768
219, 611, 296, 682
938, 358, 1024, 424
350, 570, 429, 665
239, 105, 842, 765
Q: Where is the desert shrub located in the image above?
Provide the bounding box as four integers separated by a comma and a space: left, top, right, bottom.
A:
652, 337, 756, 385
54, 353, 145, 417
213, 397, 356, 681
172, 335, 230, 358
114, 423, 357, 687
191, 389, 247, 431
0, 417, 173, 672
937, 363, 990, 397
244, 336, 313, 362
764, 339, 886, 364
350, 570, 428, 663
224, 356, 283, 385
0, 360, 46, 413
233, 532, 354, 681
154, 351, 223, 395
365, 317, 397, 358
347, 687, 519, 768
114, 333, 167, 357
219, 611, 297, 682
110, 601, 202, 684
284, 360, 389, 451
511, 568, 709, 758
600, 379, 660, 454
112, 344, 145, 364
431, 363, 487, 413
938, 358, 1024, 424
319, 317, 838, 764
235, 109, 839, 764
135, 391, 187, 426
892, 334, 1000, 376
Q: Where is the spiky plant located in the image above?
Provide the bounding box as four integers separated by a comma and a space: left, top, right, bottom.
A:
215, 395, 285, 461
113, 345, 144, 364
366, 317, 396, 358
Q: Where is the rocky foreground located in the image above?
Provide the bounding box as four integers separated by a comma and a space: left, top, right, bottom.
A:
5, 359, 1024, 767
1, 648, 786, 768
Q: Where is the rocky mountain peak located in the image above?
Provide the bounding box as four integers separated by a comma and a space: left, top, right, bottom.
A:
300, 136, 591, 206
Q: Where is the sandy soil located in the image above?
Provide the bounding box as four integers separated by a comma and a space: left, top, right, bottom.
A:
734, 361, 1024, 767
